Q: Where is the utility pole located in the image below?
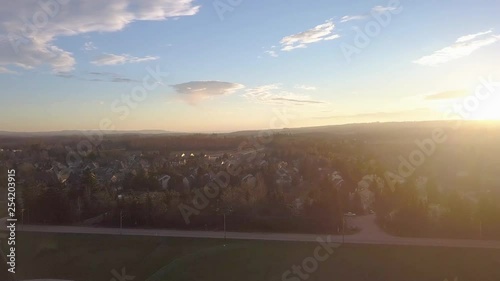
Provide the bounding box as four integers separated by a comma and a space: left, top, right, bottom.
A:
21, 209, 25, 230
342, 216, 345, 244
223, 213, 227, 244
479, 220, 483, 240
120, 210, 123, 235
336, 186, 344, 245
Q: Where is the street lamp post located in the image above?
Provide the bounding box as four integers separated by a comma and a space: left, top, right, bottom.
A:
220, 207, 232, 246
342, 215, 345, 244
479, 220, 483, 240
21, 209, 25, 230
223, 213, 227, 244
336, 185, 345, 245
120, 210, 123, 235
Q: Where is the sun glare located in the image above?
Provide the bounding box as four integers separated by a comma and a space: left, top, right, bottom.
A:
468, 95, 500, 120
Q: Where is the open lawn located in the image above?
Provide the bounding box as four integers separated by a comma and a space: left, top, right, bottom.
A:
0, 205, 7, 218
1, 232, 500, 281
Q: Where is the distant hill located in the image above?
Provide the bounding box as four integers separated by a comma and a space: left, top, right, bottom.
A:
1, 120, 499, 137
0, 130, 185, 137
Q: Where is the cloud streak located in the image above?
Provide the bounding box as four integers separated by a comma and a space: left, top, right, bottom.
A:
0, 66, 17, 74
271, 97, 323, 104
244, 84, 324, 105
456, 30, 493, 43
371, 5, 399, 14
339, 5, 400, 24
340, 15, 367, 23
265, 50, 278, 57
414, 30, 499, 66
295, 85, 317, 91
425, 90, 469, 100
91, 53, 159, 66
56, 71, 140, 83
280, 19, 340, 51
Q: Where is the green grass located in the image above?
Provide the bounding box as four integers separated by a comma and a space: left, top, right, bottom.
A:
1, 232, 500, 281
0, 206, 7, 218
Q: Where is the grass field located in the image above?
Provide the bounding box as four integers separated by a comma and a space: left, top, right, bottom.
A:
0, 204, 7, 218
1, 232, 500, 281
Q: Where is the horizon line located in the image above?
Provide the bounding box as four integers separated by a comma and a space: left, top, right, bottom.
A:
2, 119, 499, 135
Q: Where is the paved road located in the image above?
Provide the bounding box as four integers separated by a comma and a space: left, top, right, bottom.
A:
8, 215, 500, 250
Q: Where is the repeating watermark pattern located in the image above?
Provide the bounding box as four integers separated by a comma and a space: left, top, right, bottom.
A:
7, 0, 70, 54
384, 75, 500, 190
383, 128, 448, 190
444, 76, 500, 121
110, 267, 135, 281
281, 235, 340, 281
179, 107, 299, 224
64, 65, 168, 169
340, 0, 403, 63
213, 0, 243, 21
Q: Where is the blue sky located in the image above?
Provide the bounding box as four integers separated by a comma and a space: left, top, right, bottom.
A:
1, 0, 500, 132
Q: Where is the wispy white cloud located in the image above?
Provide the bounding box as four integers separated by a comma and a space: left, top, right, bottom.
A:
340, 5, 399, 24
271, 97, 324, 104
295, 85, 317, 91
340, 15, 367, 23
0, 66, 17, 74
244, 84, 281, 99
91, 53, 159, 65
171, 81, 245, 105
265, 50, 278, 57
324, 34, 341, 41
280, 19, 340, 51
371, 5, 398, 14
56, 71, 141, 83
425, 90, 469, 100
413, 30, 499, 66
0, 0, 200, 73
244, 84, 324, 105
456, 30, 492, 43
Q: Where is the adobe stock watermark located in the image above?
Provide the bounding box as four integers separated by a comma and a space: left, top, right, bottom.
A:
178, 107, 299, 224
443, 76, 500, 122
64, 65, 169, 168
213, 0, 243, 21
384, 75, 500, 191
340, 0, 403, 63
110, 267, 135, 281
6, 0, 70, 54
281, 236, 340, 281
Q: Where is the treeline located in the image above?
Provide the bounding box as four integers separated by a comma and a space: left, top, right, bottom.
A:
19, 172, 348, 234
374, 175, 500, 239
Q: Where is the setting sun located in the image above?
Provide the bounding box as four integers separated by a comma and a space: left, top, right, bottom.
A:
469, 95, 500, 120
